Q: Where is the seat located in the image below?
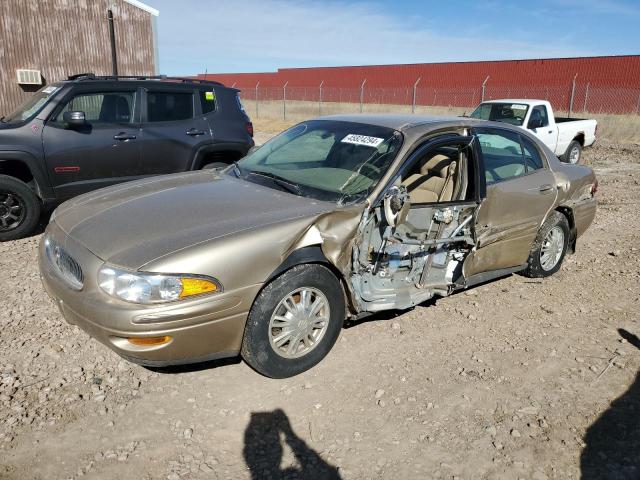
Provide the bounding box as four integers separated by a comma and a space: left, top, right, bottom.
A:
98, 95, 131, 123
402, 154, 457, 203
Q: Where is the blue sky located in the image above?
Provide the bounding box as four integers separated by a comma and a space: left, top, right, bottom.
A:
142, 0, 639, 75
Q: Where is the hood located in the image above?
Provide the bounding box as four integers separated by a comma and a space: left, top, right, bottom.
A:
53, 171, 334, 269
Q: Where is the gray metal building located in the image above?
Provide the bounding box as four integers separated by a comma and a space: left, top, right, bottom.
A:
0, 0, 159, 115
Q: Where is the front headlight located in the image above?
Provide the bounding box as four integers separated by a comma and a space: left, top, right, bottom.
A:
98, 266, 221, 304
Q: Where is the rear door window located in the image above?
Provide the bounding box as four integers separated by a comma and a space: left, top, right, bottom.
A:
521, 135, 544, 171
199, 90, 217, 114
476, 128, 526, 184
146, 91, 194, 122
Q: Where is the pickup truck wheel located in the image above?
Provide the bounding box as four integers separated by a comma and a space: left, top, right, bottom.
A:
0, 175, 41, 241
241, 264, 345, 378
522, 211, 570, 278
563, 140, 582, 164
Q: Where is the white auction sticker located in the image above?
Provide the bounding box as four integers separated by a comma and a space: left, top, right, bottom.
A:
341, 134, 384, 148
511, 104, 528, 110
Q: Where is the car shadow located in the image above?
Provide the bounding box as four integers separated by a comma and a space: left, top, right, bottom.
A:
580, 328, 640, 479
243, 409, 341, 480
145, 356, 242, 374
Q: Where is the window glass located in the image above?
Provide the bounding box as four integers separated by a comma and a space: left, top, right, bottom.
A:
55, 92, 135, 124
199, 90, 216, 114
521, 135, 544, 171
4, 85, 60, 124
529, 105, 549, 128
147, 91, 193, 122
470, 102, 529, 126
476, 129, 525, 183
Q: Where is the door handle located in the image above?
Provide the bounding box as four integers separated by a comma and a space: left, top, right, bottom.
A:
539, 184, 555, 194
113, 133, 136, 141
186, 129, 205, 136
548, 130, 553, 134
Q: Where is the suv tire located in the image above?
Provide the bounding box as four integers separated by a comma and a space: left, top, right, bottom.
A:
0, 175, 41, 241
241, 264, 345, 378
522, 211, 570, 278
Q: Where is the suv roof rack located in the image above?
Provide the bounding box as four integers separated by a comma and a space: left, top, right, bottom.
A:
66, 73, 225, 87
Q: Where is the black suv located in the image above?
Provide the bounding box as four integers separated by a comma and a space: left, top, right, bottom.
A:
0, 73, 254, 240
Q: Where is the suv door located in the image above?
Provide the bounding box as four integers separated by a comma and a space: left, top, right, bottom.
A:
139, 87, 212, 173
464, 127, 557, 276
42, 87, 141, 199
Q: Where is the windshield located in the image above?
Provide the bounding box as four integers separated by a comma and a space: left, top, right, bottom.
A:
2, 85, 61, 124
236, 120, 403, 203
470, 102, 529, 126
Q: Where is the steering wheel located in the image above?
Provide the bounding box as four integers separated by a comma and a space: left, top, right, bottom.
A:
358, 162, 381, 179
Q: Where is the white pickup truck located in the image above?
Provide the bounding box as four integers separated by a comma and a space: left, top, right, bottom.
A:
470, 99, 597, 164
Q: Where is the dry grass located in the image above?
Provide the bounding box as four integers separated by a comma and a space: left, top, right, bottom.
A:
250, 100, 640, 144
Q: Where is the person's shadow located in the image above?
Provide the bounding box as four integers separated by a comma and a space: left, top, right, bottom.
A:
580, 328, 640, 479
243, 409, 342, 480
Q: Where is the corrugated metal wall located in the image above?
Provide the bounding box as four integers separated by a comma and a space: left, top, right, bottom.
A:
0, 0, 156, 115
200, 56, 640, 114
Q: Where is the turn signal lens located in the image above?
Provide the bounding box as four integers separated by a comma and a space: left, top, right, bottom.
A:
180, 278, 218, 298
127, 336, 172, 346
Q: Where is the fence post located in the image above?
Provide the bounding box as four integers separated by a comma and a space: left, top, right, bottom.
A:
583, 83, 590, 113
481, 76, 490, 101
360, 78, 367, 113
255, 82, 260, 118
412, 77, 421, 114
283, 81, 288, 120
636, 92, 640, 115
319, 80, 324, 116
569, 73, 578, 117
231, 82, 236, 88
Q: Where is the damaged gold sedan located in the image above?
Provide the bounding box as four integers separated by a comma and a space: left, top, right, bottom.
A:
38, 115, 597, 378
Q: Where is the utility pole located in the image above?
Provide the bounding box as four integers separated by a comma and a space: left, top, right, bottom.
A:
107, 9, 118, 75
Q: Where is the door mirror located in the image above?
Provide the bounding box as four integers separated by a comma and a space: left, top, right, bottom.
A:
528, 117, 543, 130
383, 185, 410, 228
63, 111, 87, 127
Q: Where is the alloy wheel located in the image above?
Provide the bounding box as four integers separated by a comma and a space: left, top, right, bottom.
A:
540, 226, 565, 271
0, 192, 26, 232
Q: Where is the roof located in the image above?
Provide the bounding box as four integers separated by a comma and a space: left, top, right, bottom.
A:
316, 114, 473, 131
123, 0, 159, 16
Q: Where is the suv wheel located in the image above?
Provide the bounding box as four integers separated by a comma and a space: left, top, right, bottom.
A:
0, 175, 41, 241
241, 264, 345, 378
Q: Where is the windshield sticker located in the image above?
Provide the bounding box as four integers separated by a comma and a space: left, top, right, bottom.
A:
511, 104, 528, 110
42, 86, 58, 94
205, 91, 215, 101
341, 134, 384, 148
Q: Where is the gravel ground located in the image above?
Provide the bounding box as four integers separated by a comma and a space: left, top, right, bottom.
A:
0, 139, 639, 480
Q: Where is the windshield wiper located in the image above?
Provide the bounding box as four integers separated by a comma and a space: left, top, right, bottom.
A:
247, 171, 303, 196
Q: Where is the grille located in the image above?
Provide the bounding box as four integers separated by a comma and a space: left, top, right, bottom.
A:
45, 237, 84, 290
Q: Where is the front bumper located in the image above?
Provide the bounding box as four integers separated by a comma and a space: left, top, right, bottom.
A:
38, 222, 262, 366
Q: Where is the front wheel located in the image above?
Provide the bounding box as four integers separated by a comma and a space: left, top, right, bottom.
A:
241, 264, 345, 378
522, 211, 570, 278
0, 175, 41, 242
563, 140, 582, 164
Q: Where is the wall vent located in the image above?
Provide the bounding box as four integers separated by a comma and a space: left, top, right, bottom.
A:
16, 69, 42, 85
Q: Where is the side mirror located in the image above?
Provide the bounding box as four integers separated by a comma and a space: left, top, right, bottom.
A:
528, 118, 543, 130
63, 111, 86, 127
383, 185, 410, 228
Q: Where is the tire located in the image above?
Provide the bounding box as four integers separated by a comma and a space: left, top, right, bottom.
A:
201, 162, 228, 170
562, 140, 582, 164
0, 175, 41, 242
241, 264, 345, 378
522, 211, 570, 278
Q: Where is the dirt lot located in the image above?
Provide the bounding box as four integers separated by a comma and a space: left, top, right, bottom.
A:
1, 137, 639, 480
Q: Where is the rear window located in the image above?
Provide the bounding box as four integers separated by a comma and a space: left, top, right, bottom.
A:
147, 91, 193, 122
199, 90, 216, 114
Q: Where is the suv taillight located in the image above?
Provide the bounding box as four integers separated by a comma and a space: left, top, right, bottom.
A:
246, 122, 254, 137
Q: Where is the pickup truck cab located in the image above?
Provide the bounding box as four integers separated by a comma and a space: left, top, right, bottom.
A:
0, 74, 254, 241
470, 99, 596, 165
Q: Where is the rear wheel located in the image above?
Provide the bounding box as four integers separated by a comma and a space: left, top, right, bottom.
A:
0, 175, 41, 241
563, 140, 582, 164
522, 211, 570, 278
241, 264, 345, 378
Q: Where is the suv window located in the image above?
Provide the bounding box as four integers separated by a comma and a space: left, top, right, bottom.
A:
147, 91, 194, 122
476, 129, 526, 184
521, 135, 544, 171
55, 91, 136, 124
199, 90, 216, 114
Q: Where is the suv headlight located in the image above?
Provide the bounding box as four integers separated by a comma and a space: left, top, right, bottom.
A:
98, 266, 221, 304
